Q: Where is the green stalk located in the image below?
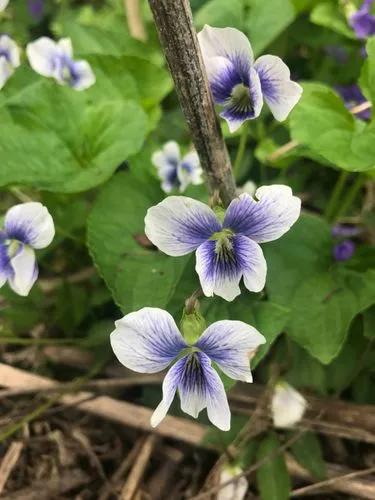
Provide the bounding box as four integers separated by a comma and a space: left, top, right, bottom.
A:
233, 124, 249, 179
334, 174, 364, 220
324, 171, 349, 222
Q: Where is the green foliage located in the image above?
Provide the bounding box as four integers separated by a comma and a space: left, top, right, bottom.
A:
310, 2, 356, 39
290, 83, 375, 173
256, 433, 291, 500
290, 432, 326, 479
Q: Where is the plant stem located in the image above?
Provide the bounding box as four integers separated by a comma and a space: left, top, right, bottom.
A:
148, 0, 237, 206
335, 174, 364, 220
324, 171, 349, 222
233, 124, 249, 180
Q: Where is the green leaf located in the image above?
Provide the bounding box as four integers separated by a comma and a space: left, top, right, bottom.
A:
87, 172, 192, 312
246, 0, 296, 56
310, 2, 355, 39
285, 343, 327, 394
229, 297, 290, 366
195, 0, 244, 29
290, 432, 326, 480
0, 81, 148, 192
264, 213, 333, 305
256, 433, 291, 500
290, 82, 375, 172
288, 269, 375, 363
363, 305, 375, 339
360, 38, 375, 105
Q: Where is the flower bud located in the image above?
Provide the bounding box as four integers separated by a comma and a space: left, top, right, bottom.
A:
271, 381, 307, 428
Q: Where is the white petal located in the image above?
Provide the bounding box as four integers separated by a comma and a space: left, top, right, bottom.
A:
218, 468, 248, 500
0, 0, 9, 12
26, 37, 58, 77
196, 320, 266, 382
5, 202, 55, 249
0, 35, 20, 68
0, 57, 13, 90
9, 246, 38, 296
271, 382, 307, 428
57, 38, 73, 57
110, 307, 186, 374
198, 25, 254, 66
70, 60, 96, 90
151, 359, 182, 427
152, 141, 180, 170
238, 236, 267, 293
254, 55, 302, 121
223, 186, 301, 243
145, 196, 221, 257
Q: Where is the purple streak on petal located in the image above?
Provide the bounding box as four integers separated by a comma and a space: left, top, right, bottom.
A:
0, 240, 12, 281
332, 224, 361, 238
350, 0, 375, 39
333, 240, 355, 261
4, 219, 34, 245
196, 238, 241, 288
336, 84, 371, 120
210, 58, 243, 104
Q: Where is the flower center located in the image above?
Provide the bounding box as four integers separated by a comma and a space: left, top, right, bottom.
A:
230, 83, 252, 112
5, 239, 21, 258
210, 229, 235, 262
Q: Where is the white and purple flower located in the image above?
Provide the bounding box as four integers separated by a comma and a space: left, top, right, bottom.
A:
111, 307, 265, 430
198, 25, 303, 132
152, 141, 203, 193
26, 37, 95, 90
0, 202, 55, 296
0, 35, 20, 90
145, 186, 301, 301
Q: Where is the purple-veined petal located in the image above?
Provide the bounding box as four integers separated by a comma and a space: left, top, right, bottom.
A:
152, 352, 231, 430
8, 245, 38, 296
196, 320, 266, 382
69, 60, 96, 90
151, 355, 185, 427
145, 196, 221, 257
195, 234, 266, 301
5, 202, 55, 249
178, 151, 203, 191
220, 67, 263, 133
254, 55, 302, 121
198, 25, 254, 67
223, 186, 301, 243
152, 142, 180, 193
0, 240, 11, 288
0, 35, 21, 68
26, 37, 58, 77
179, 352, 230, 430
110, 307, 187, 374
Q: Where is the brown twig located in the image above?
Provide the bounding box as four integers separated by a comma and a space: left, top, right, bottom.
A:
286, 454, 375, 499
268, 100, 372, 161
120, 434, 158, 500
0, 442, 24, 495
290, 465, 375, 497
124, 0, 147, 41
148, 0, 236, 206
38, 267, 95, 293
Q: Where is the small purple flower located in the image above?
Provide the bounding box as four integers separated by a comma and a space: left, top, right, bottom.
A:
336, 84, 371, 120
28, 0, 44, 21
26, 37, 95, 90
349, 0, 375, 39
111, 307, 265, 430
145, 186, 301, 301
197, 25, 302, 132
0, 35, 20, 90
333, 240, 355, 261
152, 141, 203, 193
0, 202, 55, 296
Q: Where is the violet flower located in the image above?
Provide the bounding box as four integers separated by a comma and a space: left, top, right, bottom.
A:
349, 0, 375, 39
111, 307, 265, 430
